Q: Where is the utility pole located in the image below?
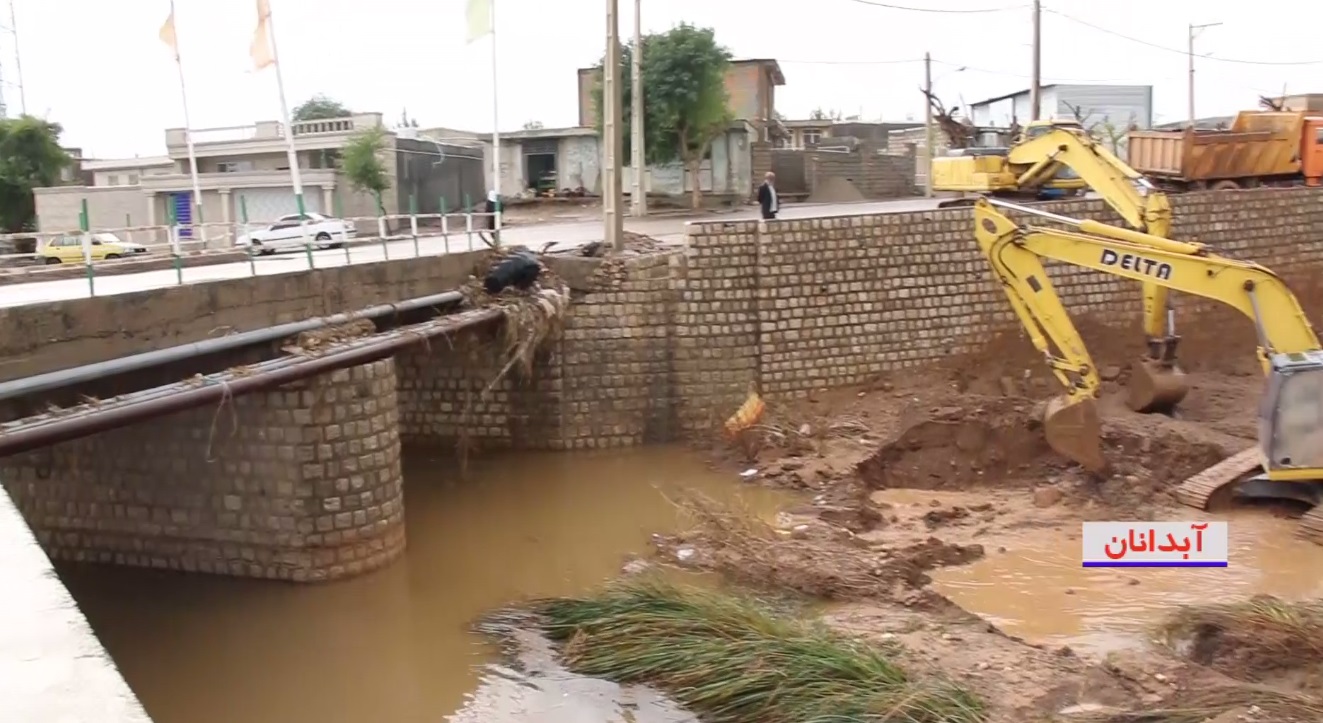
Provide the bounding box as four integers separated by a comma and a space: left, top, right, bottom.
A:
629, 0, 646, 217
8, 0, 21, 115
1029, 0, 1041, 120
1188, 21, 1222, 127
923, 52, 933, 198
602, 0, 624, 250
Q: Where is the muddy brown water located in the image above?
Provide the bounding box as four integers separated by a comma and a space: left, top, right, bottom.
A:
878, 489, 1323, 656
57, 447, 790, 723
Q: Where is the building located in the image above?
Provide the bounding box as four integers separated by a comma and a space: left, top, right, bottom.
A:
422, 122, 756, 201
968, 84, 1154, 131
577, 58, 785, 139
34, 113, 484, 242
778, 119, 923, 150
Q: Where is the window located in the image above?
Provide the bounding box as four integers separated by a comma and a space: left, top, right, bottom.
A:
106, 174, 120, 186
217, 161, 254, 173
802, 130, 822, 146
127, 173, 139, 185
1316, 127, 1323, 144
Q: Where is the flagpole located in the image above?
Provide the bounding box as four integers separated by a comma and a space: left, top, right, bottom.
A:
489, 0, 502, 240
261, 1, 314, 260
169, 0, 206, 246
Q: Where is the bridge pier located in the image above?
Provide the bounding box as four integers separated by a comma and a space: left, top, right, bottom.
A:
0, 359, 405, 582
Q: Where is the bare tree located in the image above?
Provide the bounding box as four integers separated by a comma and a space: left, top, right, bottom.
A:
919, 87, 976, 148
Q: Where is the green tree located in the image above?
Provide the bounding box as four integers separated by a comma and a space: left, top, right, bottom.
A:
342, 125, 390, 216
522, 120, 544, 130
292, 94, 351, 122
0, 116, 71, 232
594, 24, 732, 209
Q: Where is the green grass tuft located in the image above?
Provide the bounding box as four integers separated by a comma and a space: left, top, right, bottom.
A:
528, 576, 986, 723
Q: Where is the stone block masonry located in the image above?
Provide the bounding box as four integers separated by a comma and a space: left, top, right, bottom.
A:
0, 359, 404, 582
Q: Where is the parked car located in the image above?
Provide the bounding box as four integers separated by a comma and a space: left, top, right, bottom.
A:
37, 233, 149, 264
234, 213, 356, 255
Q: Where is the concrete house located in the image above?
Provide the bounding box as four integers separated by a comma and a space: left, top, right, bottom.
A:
968, 84, 1154, 131
35, 113, 484, 242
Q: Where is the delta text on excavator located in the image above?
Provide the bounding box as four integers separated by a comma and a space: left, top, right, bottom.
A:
971, 195, 1323, 543
932, 119, 1191, 418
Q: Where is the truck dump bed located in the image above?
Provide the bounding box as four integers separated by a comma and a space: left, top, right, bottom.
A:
1127, 111, 1305, 182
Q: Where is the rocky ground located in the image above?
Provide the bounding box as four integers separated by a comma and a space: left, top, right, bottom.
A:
655, 347, 1323, 722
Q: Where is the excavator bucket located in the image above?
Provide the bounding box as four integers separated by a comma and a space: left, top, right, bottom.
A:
1126, 358, 1190, 413
1043, 395, 1106, 473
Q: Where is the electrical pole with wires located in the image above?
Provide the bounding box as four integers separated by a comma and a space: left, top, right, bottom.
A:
1188, 21, 1221, 127
1029, 0, 1041, 120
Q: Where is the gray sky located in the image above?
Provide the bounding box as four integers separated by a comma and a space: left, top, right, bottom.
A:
9, 0, 1322, 157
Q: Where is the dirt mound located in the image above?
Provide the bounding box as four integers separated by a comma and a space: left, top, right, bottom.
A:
856, 398, 1062, 491
653, 492, 983, 600
805, 176, 866, 204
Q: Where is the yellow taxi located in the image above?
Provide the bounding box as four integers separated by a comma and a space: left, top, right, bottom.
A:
37, 233, 149, 264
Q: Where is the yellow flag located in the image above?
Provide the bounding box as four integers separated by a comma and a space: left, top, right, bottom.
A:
250, 0, 275, 71
465, 0, 492, 44
159, 5, 180, 61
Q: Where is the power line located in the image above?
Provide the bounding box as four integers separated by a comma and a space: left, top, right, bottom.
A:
779, 57, 924, 65
844, 0, 1023, 12
1043, 7, 1323, 66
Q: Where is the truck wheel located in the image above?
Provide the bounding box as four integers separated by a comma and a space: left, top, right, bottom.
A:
1211, 180, 1240, 191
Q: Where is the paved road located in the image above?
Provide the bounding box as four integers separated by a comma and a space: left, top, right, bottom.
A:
0, 198, 947, 309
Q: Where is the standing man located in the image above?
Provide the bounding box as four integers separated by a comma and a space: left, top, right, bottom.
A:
757, 171, 778, 220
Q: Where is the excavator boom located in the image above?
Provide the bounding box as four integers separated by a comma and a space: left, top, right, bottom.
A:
973, 197, 1323, 542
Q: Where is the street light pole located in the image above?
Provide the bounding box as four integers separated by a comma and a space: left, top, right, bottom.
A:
629, 0, 646, 217
923, 52, 933, 198
602, 0, 624, 249
1188, 21, 1222, 127
1030, 0, 1041, 120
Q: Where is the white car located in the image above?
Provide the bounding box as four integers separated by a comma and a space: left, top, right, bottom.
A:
234, 212, 357, 255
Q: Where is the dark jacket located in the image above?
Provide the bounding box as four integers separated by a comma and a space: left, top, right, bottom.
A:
757, 182, 777, 216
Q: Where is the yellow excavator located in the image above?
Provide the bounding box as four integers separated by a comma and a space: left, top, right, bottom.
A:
932, 118, 1189, 416
973, 196, 1323, 542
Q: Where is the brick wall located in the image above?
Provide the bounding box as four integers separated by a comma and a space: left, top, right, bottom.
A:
807, 144, 916, 198
397, 253, 678, 451
0, 359, 404, 582
671, 188, 1323, 426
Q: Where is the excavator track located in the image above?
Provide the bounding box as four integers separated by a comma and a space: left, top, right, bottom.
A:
1298, 505, 1323, 545
1174, 447, 1262, 511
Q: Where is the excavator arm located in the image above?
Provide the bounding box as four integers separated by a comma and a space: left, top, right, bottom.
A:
974, 197, 1323, 480
1005, 127, 1187, 412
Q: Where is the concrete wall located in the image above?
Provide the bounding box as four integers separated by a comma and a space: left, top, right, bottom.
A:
806, 145, 917, 198
577, 60, 777, 131
35, 186, 149, 233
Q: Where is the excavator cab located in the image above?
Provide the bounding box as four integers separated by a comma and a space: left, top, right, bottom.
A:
1245, 351, 1323, 506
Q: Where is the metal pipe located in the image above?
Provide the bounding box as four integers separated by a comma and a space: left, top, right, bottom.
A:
0, 290, 465, 403
0, 308, 502, 456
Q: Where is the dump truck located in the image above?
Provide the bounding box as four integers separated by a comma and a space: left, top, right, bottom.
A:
1127, 110, 1323, 191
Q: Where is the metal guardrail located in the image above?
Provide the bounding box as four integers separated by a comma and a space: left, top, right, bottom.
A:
0, 210, 503, 297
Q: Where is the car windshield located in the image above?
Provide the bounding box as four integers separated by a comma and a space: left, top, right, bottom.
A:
92, 233, 122, 244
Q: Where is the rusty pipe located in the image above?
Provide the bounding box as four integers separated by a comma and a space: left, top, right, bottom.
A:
0, 308, 502, 457
0, 290, 467, 403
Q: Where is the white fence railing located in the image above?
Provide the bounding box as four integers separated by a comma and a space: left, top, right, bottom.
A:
0, 209, 505, 298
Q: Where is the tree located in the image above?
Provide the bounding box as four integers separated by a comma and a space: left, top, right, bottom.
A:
342, 125, 390, 216
809, 107, 843, 121
522, 120, 545, 130
0, 116, 71, 232
292, 94, 351, 122
593, 24, 733, 209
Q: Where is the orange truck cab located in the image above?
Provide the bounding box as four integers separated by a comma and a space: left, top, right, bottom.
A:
1302, 117, 1323, 187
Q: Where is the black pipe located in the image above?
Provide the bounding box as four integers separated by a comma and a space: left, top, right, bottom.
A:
0, 307, 502, 457
0, 290, 466, 402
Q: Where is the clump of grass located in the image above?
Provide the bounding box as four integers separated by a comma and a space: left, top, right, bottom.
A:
527, 576, 986, 723
1157, 595, 1323, 680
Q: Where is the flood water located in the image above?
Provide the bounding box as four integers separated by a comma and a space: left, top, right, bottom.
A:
58, 447, 791, 723
918, 498, 1323, 655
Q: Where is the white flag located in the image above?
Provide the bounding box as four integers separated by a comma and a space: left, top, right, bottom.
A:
466, 0, 492, 44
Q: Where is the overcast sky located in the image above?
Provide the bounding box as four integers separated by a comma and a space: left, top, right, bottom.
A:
8, 0, 1322, 157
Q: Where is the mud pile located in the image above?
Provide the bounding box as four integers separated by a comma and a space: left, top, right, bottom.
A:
651, 492, 983, 601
